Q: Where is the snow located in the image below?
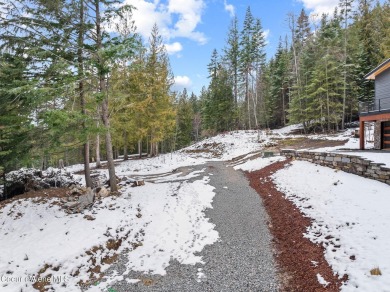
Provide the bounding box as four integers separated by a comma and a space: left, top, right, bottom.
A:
118, 176, 218, 276
233, 156, 286, 172
3, 123, 390, 291
317, 273, 330, 287
272, 123, 303, 136
126, 278, 140, 284
273, 161, 390, 291
196, 268, 206, 282
300, 128, 374, 152
183, 130, 263, 161
0, 175, 218, 291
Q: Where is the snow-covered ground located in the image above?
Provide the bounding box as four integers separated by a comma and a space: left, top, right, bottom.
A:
273, 161, 390, 291
2, 124, 390, 291
233, 156, 286, 172
0, 174, 218, 291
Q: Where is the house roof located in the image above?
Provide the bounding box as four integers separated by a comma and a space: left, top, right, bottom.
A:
364, 58, 390, 80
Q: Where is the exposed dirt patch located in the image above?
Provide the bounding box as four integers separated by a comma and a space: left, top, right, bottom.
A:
246, 160, 347, 291
269, 137, 348, 151
0, 188, 69, 209
183, 142, 225, 157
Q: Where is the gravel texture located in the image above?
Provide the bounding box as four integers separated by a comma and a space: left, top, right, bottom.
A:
105, 161, 279, 291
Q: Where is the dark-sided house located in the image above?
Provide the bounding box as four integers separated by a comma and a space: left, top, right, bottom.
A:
359, 58, 390, 150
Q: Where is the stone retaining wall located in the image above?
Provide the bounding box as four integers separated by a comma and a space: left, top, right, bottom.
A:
281, 149, 390, 186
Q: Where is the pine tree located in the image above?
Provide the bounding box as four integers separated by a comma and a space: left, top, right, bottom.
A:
339, 0, 354, 129
0, 53, 33, 185
354, 0, 376, 102
145, 24, 176, 156
223, 16, 240, 109
288, 9, 313, 132
239, 7, 255, 129
267, 39, 290, 127
176, 89, 194, 148
204, 52, 235, 133
189, 92, 202, 141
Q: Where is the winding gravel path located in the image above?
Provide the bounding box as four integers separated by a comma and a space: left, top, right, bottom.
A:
109, 161, 279, 291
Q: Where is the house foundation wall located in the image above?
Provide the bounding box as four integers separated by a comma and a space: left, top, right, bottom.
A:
281, 150, 390, 186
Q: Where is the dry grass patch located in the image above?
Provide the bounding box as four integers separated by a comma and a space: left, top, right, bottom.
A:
370, 267, 382, 276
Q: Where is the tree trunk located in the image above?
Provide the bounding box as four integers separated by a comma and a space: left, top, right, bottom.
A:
341, 1, 349, 130
2, 172, 7, 199
41, 154, 48, 171
138, 139, 142, 159
246, 71, 251, 129
123, 145, 128, 160
123, 130, 128, 160
95, 0, 117, 192
251, 74, 258, 129
78, 1, 92, 187
64, 149, 69, 166
149, 141, 153, 157
146, 136, 149, 156
326, 56, 331, 132
95, 132, 101, 168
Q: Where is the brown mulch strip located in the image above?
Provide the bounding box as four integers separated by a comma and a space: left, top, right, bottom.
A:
246, 159, 347, 291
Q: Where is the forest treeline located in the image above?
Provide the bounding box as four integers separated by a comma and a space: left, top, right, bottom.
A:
0, 0, 176, 190
187, 0, 390, 138
0, 0, 389, 189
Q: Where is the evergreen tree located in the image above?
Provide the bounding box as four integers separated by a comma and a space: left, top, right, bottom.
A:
0, 53, 33, 184
175, 89, 194, 148
189, 92, 202, 141
354, 0, 376, 102
223, 16, 240, 109
204, 51, 235, 133
239, 7, 255, 129
339, 0, 354, 129
144, 24, 176, 156
267, 39, 290, 127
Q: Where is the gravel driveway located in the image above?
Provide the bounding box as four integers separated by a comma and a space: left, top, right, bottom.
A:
107, 161, 279, 291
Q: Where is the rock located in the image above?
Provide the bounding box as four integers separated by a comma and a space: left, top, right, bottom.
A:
96, 186, 110, 198
91, 172, 106, 189
2, 168, 80, 200
105, 176, 120, 187
65, 188, 95, 213
131, 180, 145, 187
83, 215, 95, 221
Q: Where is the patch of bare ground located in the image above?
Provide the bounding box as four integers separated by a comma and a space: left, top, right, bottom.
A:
246, 159, 347, 291
266, 137, 348, 152
0, 188, 69, 209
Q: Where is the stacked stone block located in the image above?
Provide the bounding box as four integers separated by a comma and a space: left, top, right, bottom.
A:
281, 149, 390, 186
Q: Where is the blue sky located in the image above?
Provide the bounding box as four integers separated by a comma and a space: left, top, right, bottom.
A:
124, 0, 345, 95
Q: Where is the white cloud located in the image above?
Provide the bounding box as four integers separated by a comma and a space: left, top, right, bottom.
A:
125, 0, 207, 45
168, 0, 206, 43
124, 0, 171, 39
165, 42, 183, 54
173, 75, 192, 91
298, 0, 339, 17
223, 0, 235, 17
263, 29, 270, 41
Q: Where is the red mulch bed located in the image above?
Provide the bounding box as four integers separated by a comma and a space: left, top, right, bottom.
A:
246, 159, 347, 291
